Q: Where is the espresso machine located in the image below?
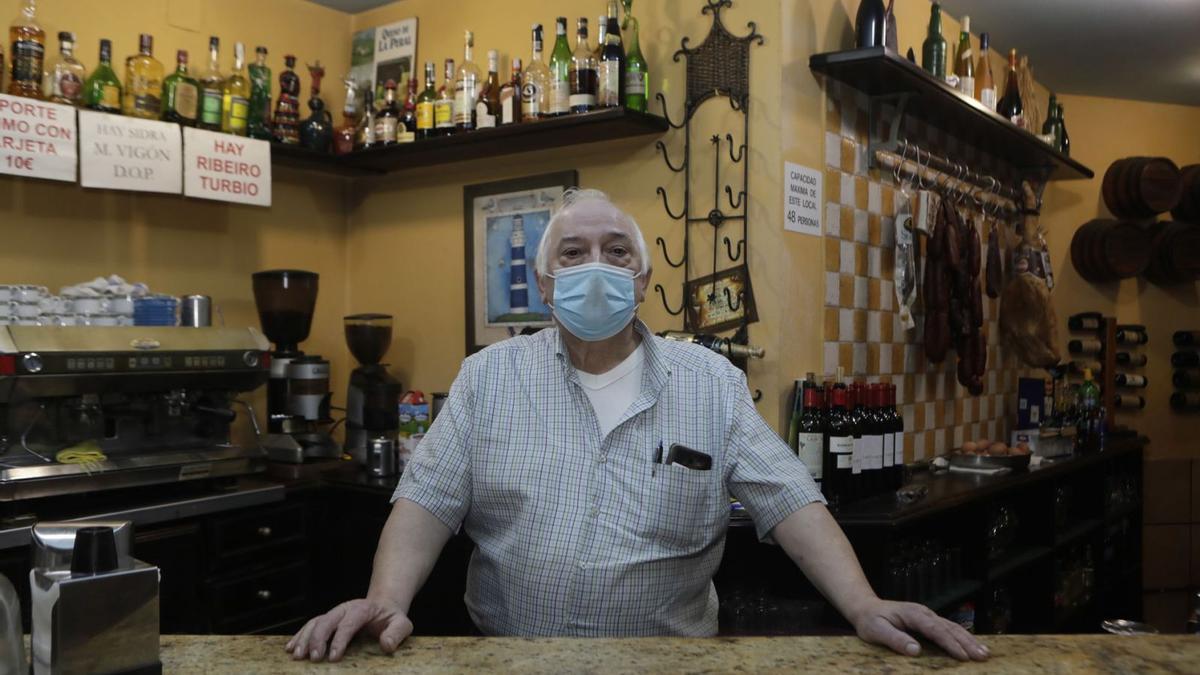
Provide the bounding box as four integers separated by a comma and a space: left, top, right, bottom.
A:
251, 270, 338, 462
0, 325, 270, 502
343, 314, 401, 459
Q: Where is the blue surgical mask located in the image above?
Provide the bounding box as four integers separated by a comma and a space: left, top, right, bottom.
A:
547, 262, 641, 341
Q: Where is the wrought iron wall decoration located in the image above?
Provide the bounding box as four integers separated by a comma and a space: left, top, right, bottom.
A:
654, 0, 763, 393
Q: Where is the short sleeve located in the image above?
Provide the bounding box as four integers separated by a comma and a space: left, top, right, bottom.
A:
725, 368, 826, 541
391, 357, 476, 532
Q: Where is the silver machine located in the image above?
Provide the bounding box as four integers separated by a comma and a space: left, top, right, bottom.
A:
0, 325, 270, 502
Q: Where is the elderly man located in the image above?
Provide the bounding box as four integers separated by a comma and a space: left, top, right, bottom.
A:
287, 189, 988, 663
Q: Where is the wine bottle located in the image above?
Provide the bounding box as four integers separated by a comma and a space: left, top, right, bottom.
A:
415, 61, 436, 139
996, 48, 1024, 128
453, 31, 481, 131
597, 0, 624, 109
953, 15, 974, 97
1115, 352, 1148, 367
921, 3, 947, 80
1115, 326, 1148, 345
974, 31, 995, 110
523, 24, 550, 121
1173, 392, 1200, 411
374, 79, 399, 145
1114, 394, 1145, 410
866, 384, 886, 496
1067, 312, 1102, 332
1114, 373, 1147, 388
823, 383, 854, 507
355, 88, 376, 150
435, 58, 455, 136
1058, 102, 1070, 156
499, 58, 521, 125
548, 17, 572, 116
888, 383, 904, 490
849, 384, 869, 500
787, 379, 804, 452
399, 75, 417, 142
568, 18, 597, 113
797, 380, 825, 485
659, 332, 765, 359
1174, 369, 1200, 389
621, 0, 647, 112
1173, 352, 1200, 368
1174, 331, 1200, 347
475, 49, 499, 129
855, 0, 886, 49
1069, 339, 1103, 356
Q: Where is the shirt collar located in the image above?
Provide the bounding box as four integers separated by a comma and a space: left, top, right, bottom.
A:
553, 318, 670, 394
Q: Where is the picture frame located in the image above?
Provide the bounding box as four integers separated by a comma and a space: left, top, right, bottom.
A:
684, 265, 759, 333
463, 170, 578, 355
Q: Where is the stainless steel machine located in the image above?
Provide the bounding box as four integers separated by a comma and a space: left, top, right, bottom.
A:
0, 325, 270, 502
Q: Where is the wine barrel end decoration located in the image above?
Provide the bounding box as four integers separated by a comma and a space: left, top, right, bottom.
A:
1069, 218, 1153, 283
1144, 221, 1200, 286
1102, 156, 1183, 220
1170, 164, 1200, 223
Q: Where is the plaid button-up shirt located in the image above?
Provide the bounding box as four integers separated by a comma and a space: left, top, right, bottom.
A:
393, 320, 824, 636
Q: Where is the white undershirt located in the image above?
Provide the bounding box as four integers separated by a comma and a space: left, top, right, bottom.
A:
575, 344, 645, 438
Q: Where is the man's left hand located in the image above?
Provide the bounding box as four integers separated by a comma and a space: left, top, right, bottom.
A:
851, 598, 990, 662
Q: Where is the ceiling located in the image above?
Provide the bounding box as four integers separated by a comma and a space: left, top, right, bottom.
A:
306, 0, 394, 14
939, 0, 1200, 107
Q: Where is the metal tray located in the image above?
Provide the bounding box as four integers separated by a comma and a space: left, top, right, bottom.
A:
949, 453, 1032, 471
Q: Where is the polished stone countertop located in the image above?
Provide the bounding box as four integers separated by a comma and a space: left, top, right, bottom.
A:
160, 634, 1197, 673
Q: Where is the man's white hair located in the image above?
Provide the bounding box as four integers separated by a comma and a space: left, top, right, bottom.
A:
534, 188, 651, 277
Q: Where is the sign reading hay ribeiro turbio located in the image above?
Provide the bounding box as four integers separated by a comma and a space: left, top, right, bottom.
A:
183, 127, 271, 207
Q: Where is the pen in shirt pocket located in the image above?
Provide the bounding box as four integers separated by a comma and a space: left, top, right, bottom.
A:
652, 442, 663, 477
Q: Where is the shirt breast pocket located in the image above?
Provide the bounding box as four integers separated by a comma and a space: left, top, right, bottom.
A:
638, 463, 725, 554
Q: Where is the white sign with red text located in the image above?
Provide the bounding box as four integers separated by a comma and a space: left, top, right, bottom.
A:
0, 93, 77, 182
79, 110, 182, 193
183, 127, 271, 207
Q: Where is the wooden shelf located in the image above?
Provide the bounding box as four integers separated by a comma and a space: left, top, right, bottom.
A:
808, 47, 1094, 181
269, 108, 670, 178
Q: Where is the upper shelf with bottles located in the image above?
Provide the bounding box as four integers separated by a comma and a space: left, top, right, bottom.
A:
808, 47, 1093, 181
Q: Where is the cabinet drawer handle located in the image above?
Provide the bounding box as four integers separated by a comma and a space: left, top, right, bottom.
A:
256, 589, 272, 601
257, 526, 273, 538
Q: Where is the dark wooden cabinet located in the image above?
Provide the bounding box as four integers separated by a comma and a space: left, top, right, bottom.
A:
135, 522, 206, 634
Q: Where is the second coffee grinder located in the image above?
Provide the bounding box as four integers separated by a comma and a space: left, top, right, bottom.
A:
343, 314, 401, 460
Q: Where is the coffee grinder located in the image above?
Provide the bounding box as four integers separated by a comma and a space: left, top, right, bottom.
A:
344, 314, 401, 460
252, 270, 338, 459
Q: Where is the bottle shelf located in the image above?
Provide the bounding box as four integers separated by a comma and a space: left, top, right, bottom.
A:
808, 47, 1093, 181
270, 108, 670, 178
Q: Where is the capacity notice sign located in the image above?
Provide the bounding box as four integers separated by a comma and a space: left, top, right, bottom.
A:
183, 127, 271, 207
79, 110, 183, 193
783, 161, 822, 236
0, 94, 77, 182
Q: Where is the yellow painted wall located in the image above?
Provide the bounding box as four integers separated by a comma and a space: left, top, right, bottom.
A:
0, 0, 356, 432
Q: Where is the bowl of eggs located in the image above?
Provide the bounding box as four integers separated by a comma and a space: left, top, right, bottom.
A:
950, 439, 1033, 471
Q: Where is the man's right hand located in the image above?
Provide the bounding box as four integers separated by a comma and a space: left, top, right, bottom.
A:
286, 598, 413, 662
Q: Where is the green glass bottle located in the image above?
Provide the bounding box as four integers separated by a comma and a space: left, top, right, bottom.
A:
548, 17, 572, 115
1058, 102, 1070, 156
622, 0, 647, 112
248, 46, 273, 140
160, 49, 199, 125
921, 3, 947, 80
1042, 93, 1061, 148
82, 38, 122, 113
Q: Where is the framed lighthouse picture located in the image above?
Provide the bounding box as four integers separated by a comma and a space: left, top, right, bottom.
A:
464, 171, 577, 355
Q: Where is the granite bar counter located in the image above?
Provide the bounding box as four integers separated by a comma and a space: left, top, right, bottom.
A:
162, 634, 1197, 673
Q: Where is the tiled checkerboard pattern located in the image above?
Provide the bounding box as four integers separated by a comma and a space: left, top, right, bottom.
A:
822, 83, 1028, 462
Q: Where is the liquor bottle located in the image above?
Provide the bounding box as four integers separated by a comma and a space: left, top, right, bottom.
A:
1113, 394, 1145, 410
247, 46, 273, 140
299, 61, 333, 153
160, 50, 198, 126
954, 16, 973, 97
548, 17, 572, 115
374, 79, 399, 146
198, 36, 224, 131
1077, 369, 1101, 452
1174, 369, 1200, 388
1067, 312, 1102, 332
997, 48, 1024, 128
1115, 326, 1148, 345
221, 42, 250, 135
1172, 352, 1200, 368
1058, 102, 1070, 156
1068, 339, 1102, 356
415, 61, 436, 139
1042, 94, 1061, 148
855, 0, 886, 49
1115, 352, 1148, 367
523, 24, 550, 121
435, 58, 455, 136
658, 332, 765, 359
975, 31, 995, 110
82, 39, 121, 113
1114, 373, 1147, 388
889, 383, 904, 490
1174, 331, 1200, 346
123, 34, 164, 120
44, 31, 85, 106
598, 0, 624, 109
822, 383, 854, 507
7, 0, 45, 99
475, 49, 499, 129
921, 3, 946, 80
622, 0, 647, 112
568, 18, 598, 113
594, 14, 607, 62
273, 55, 301, 144
454, 32, 481, 131
499, 57, 522, 125
797, 380, 825, 486
355, 88, 376, 150
398, 74, 417, 142
1172, 392, 1200, 412
334, 77, 358, 155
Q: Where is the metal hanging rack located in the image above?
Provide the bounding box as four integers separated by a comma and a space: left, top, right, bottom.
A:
875, 143, 1022, 217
